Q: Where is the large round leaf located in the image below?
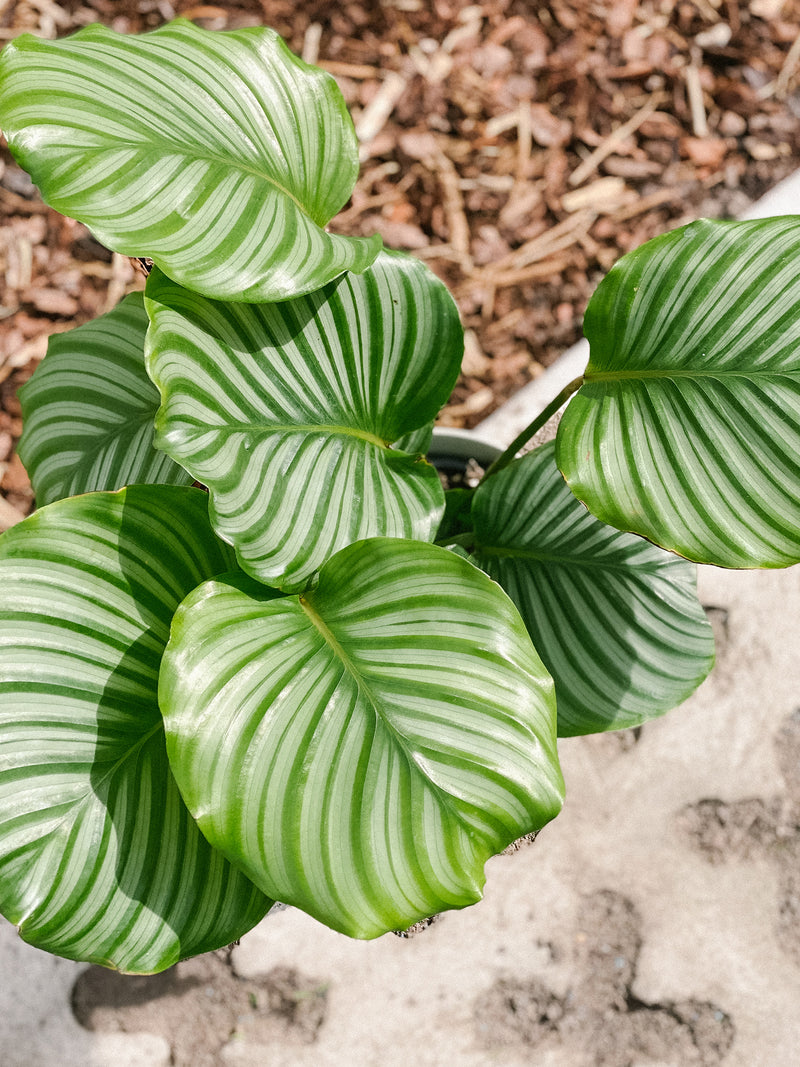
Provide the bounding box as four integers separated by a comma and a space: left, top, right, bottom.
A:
0, 486, 271, 973
470, 443, 715, 736
18, 293, 190, 505
146, 251, 462, 591
557, 216, 800, 568
0, 19, 380, 302
160, 538, 564, 938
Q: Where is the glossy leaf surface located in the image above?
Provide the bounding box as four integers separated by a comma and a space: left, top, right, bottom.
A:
557, 217, 800, 568
0, 486, 271, 973
470, 444, 715, 735
146, 252, 462, 591
160, 538, 564, 938
0, 19, 380, 302
18, 293, 190, 505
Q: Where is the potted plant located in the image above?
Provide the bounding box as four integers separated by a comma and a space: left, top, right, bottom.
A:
0, 19, 797, 974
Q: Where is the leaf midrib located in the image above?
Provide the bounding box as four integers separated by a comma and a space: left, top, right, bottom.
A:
473, 543, 675, 574
20, 717, 163, 857
42, 136, 310, 218
297, 594, 480, 831
181, 422, 389, 448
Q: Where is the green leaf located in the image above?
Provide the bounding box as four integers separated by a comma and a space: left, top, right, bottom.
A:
393, 421, 434, 457
0, 19, 380, 302
556, 216, 800, 568
146, 251, 463, 591
436, 487, 475, 541
160, 537, 564, 938
18, 293, 191, 505
470, 443, 715, 735
0, 486, 271, 973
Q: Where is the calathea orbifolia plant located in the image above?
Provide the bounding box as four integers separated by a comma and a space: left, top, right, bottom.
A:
0, 20, 798, 976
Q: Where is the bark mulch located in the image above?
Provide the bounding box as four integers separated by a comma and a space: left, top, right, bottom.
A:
1, 0, 799, 528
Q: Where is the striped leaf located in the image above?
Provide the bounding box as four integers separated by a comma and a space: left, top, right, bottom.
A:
0, 19, 380, 302
146, 251, 462, 591
18, 293, 190, 505
469, 443, 715, 736
556, 217, 800, 568
0, 486, 272, 973
160, 537, 564, 938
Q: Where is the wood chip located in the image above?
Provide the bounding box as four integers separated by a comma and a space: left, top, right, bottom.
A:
527, 103, 571, 148
562, 177, 634, 213
437, 385, 494, 420
0, 492, 25, 533
28, 288, 79, 317
682, 137, 728, 167
178, 6, 229, 20
1, 451, 30, 494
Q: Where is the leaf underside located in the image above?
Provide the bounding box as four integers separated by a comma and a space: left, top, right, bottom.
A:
0, 19, 380, 301
0, 486, 271, 973
470, 443, 715, 736
557, 216, 800, 568
160, 537, 564, 938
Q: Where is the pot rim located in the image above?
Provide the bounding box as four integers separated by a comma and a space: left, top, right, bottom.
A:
429, 426, 501, 464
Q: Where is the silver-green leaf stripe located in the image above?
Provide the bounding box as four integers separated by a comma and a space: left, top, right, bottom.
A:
18, 293, 191, 505
556, 216, 800, 568
146, 251, 463, 591
470, 443, 715, 735
0, 19, 380, 302
160, 537, 564, 938
0, 486, 271, 973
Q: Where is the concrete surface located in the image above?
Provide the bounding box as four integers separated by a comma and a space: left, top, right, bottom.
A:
1, 175, 799, 1065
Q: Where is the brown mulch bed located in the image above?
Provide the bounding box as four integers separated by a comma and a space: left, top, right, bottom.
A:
1, 0, 799, 528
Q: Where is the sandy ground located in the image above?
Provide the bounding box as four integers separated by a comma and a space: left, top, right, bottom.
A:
2, 559, 799, 1067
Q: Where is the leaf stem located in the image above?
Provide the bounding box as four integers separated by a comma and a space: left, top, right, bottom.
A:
481, 375, 584, 481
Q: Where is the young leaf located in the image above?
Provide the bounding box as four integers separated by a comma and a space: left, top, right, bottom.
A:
0, 486, 272, 974
18, 293, 191, 504
0, 19, 380, 302
146, 251, 463, 591
470, 443, 715, 735
160, 538, 564, 939
557, 216, 800, 568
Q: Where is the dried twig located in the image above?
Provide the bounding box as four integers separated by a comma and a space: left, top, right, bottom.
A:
318, 60, 381, 80
356, 72, 408, 158
684, 62, 708, 138
472, 254, 573, 291
301, 22, 322, 67
433, 144, 472, 269
459, 209, 595, 286
568, 93, 666, 187
772, 30, 800, 100
609, 187, 684, 222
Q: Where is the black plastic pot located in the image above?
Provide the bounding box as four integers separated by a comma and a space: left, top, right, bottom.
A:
427, 427, 501, 481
